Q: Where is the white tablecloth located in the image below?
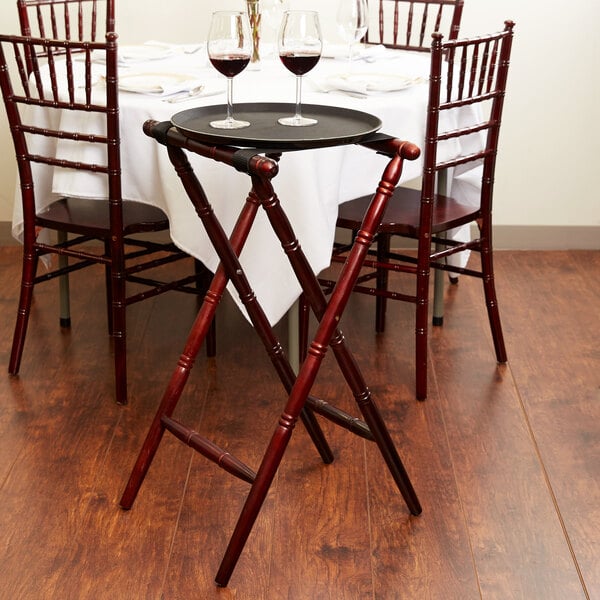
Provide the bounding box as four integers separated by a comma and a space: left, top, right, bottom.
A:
13, 44, 482, 325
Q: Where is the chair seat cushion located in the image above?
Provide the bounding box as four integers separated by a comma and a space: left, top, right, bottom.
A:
35, 197, 170, 237
336, 186, 481, 237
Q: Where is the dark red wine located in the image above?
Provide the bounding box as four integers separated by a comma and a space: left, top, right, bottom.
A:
209, 54, 250, 77
279, 52, 320, 76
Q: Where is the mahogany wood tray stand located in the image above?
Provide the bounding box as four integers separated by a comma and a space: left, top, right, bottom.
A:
119, 115, 422, 587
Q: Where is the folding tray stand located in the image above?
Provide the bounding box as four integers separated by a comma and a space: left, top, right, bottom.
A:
119, 104, 423, 587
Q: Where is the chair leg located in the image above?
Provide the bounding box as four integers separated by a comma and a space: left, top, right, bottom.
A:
8, 250, 38, 375
375, 233, 390, 333
104, 240, 113, 335
194, 259, 217, 357
57, 231, 71, 328
298, 292, 310, 364
415, 263, 430, 401
206, 319, 217, 358
432, 235, 446, 326
109, 241, 128, 405
480, 239, 507, 364
113, 326, 127, 405
432, 264, 445, 327
287, 299, 300, 374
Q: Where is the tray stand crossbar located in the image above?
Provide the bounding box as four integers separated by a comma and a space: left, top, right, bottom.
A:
120, 119, 422, 587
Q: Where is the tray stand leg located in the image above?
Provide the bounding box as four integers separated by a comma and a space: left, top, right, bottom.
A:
120, 147, 332, 511
171, 148, 332, 465
256, 174, 420, 512
120, 173, 263, 509
215, 148, 422, 586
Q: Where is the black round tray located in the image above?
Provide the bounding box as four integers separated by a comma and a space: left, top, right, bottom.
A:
170, 102, 382, 150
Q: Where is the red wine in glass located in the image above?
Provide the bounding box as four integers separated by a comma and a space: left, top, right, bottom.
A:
278, 11, 322, 127
207, 11, 252, 129
210, 54, 251, 78
279, 53, 320, 76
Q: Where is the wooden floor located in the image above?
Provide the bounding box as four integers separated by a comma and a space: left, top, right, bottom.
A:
0, 247, 598, 599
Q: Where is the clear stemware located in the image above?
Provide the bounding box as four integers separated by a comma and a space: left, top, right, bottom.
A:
261, 0, 289, 34
336, 0, 368, 68
277, 10, 322, 127
207, 11, 252, 129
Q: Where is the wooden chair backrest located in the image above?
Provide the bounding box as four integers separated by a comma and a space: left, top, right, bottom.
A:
17, 0, 114, 42
0, 16, 122, 242
421, 21, 515, 222
366, 0, 464, 51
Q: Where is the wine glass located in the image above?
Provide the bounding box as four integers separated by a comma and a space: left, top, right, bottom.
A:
261, 0, 289, 34
277, 10, 322, 127
207, 11, 252, 129
336, 0, 368, 68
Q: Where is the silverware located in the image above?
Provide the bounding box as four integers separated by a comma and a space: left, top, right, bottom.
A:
183, 45, 204, 54
163, 86, 205, 103
323, 88, 368, 99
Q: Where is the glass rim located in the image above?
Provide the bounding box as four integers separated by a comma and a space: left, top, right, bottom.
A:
211, 10, 247, 16
282, 10, 320, 15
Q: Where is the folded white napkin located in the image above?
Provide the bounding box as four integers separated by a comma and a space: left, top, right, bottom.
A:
313, 71, 425, 96
116, 71, 204, 97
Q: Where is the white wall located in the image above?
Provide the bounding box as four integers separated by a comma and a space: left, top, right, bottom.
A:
1, 0, 599, 231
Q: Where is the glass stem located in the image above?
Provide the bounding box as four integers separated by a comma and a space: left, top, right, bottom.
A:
226, 77, 234, 122
294, 75, 303, 119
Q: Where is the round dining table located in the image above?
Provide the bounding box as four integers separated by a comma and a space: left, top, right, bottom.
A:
12, 42, 482, 327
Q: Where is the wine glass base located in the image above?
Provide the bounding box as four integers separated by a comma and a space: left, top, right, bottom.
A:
209, 118, 250, 130
278, 116, 318, 127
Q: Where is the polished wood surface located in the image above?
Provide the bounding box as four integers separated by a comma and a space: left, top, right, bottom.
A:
0, 247, 598, 598
330, 21, 514, 400
366, 0, 464, 51
2, 1, 214, 405
17, 0, 114, 43
121, 125, 421, 586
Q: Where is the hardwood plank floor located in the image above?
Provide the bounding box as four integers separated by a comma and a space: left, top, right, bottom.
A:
0, 248, 597, 599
